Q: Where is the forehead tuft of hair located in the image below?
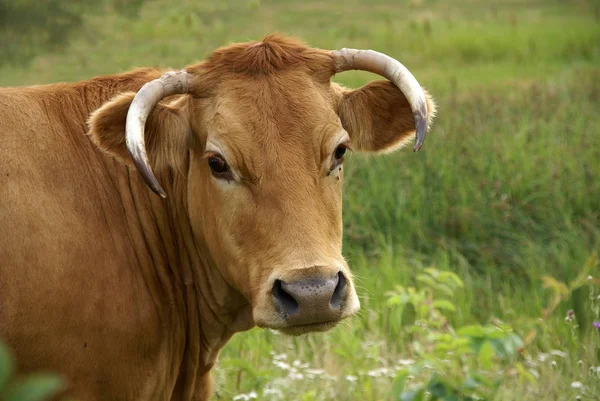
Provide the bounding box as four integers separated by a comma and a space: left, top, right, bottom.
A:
195, 34, 335, 78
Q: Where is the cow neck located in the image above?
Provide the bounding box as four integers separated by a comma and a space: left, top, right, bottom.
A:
116, 162, 253, 397
177, 172, 254, 368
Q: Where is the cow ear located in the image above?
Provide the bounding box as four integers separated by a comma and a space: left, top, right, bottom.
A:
335, 80, 436, 153
87, 92, 191, 170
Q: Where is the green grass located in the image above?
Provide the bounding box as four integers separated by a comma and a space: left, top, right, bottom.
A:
2, 0, 599, 400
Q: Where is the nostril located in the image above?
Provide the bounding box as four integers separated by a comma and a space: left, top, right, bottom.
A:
330, 271, 346, 309
273, 279, 299, 315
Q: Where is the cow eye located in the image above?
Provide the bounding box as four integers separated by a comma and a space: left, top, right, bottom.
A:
334, 145, 347, 160
329, 144, 349, 174
207, 154, 233, 180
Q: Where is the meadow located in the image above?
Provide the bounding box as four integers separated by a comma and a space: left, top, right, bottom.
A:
1, 0, 599, 400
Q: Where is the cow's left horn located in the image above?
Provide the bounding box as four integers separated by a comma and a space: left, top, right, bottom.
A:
331, 49, 428, 152
125, 70, 190, 198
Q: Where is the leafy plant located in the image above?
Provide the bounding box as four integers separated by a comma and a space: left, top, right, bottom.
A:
387, 268, 530, 400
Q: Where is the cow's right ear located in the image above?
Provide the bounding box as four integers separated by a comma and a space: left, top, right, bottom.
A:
332, 81, 436, 154
87, 92, 191, 170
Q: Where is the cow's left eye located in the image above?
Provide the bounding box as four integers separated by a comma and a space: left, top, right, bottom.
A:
207, 154, 234, 181
330, 144, 349, 174
334, 145, 347, 160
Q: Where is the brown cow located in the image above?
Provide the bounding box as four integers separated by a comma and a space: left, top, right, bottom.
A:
0, 35, 435, 400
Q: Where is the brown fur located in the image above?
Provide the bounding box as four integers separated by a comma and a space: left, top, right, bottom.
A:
0, 34, 435, 401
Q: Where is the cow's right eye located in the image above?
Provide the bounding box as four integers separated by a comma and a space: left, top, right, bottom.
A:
207, 154, 233, 181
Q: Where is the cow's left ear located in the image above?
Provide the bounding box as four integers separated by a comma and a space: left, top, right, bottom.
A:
334, 80, 436, 153
87, 92, 191, 170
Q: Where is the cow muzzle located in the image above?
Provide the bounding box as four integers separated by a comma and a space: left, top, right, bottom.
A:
254, 266, 360, 335
273, 270, 346, 322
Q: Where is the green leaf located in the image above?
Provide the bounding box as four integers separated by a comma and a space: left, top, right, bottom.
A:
457, 325, 487, 337
388, 295, 403, 307
4, 375, 65, 401
478, 341, 495, 370
434, 283, 456, 298
468, 338, 486, 354
401, 302, 417, 327
392, 369, 410, 395
490, 334, 523, 359
427, 380, 463, 401
437, 272, 465, 288
433, 300, 457, 313
416, 274, 438, 290
463, 375, 480, 390
400, 389, 425, 401
471, 373, 496, 389
0, 342, 14, 389
428, 380, 450, 398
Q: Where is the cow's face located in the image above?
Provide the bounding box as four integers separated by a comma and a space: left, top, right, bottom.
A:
88, 35, 435, 335
185, 71, 358, 334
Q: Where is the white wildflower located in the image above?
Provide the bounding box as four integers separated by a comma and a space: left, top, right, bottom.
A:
397, 359, 415, 366
570, 381, 583, 389
345, 375, 358, 383
288, 371, 304, 380
232, 391, 257, 401
367, 368, 389, 377
273, 353, 288, 360
537, 353, 549, 362
305, 368, 325, 376
264, 388, 283, 397
272, 360, 291, 370
292, 359, 309, 369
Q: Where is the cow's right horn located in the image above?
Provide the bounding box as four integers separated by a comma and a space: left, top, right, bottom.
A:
125, 70, 190, 198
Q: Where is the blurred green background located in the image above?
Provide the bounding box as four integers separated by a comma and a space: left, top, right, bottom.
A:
1, 0, 599, 400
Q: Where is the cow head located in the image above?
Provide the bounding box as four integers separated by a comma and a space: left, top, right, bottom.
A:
88, 35, 436, 336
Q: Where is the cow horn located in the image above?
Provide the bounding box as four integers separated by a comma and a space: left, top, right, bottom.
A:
331, 48, 428, 152
125, 70, 190, 198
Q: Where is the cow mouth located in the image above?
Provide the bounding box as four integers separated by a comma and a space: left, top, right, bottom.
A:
277, 319, 340, 336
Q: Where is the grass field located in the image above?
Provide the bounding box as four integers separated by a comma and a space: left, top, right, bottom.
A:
1, 0, 599, 400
